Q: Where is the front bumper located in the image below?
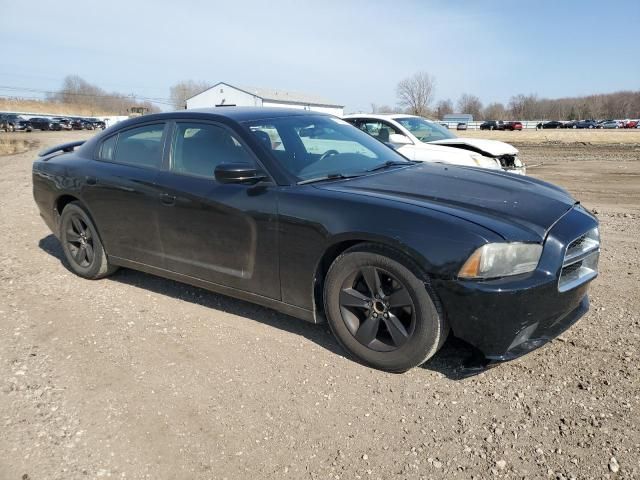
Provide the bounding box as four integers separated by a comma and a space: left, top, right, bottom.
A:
434, 205, 598, 361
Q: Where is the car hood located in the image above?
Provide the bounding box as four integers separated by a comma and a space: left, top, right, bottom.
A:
412, 142, 471, 155
429, 137, 519, 156
317, 163, 576, 242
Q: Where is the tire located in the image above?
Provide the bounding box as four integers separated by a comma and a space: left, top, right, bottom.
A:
323, 244, 448, 372
59, 202, 117, 279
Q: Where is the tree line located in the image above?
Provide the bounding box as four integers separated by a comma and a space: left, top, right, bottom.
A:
373, 71, 640, 121
38, 74, 639, 121
45, 75, 161, 115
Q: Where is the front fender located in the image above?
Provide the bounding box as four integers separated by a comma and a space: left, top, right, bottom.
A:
277, 186, 501, 311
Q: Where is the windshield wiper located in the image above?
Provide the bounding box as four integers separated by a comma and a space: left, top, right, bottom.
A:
366, 160, 413, 173
297, 173, 362, 185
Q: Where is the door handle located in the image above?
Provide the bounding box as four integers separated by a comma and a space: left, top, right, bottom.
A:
86, 176, 98, 186
159, 193, 176, 206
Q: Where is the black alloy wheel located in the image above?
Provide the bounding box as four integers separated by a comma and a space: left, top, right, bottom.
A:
59, 202, 117, 279
65, 214, 95, 268
324, 244, 448, 372
339, 266, 415, 352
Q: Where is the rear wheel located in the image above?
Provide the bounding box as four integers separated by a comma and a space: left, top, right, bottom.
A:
324, 244, 447, 372
59, 202, 117, 279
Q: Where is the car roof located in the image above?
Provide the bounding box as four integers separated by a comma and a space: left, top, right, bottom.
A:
171, 107, 329, 122
343, 113, 426, 121
108, 107, 332, 132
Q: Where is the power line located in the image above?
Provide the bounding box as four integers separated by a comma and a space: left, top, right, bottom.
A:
0, 84, 175, 106
0, 71, 170, 93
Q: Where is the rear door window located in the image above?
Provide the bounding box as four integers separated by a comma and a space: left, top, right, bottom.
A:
97, 135, 117, 161
113, 124, 165, 168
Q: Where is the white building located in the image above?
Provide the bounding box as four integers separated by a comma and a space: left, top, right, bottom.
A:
185, 82, 344, 116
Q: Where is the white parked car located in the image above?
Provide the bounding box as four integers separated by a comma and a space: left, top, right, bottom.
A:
343, 114, 526, 175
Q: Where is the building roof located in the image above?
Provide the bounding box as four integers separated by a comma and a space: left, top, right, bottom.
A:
443, 113, 473, 120
188, 82, 344, 108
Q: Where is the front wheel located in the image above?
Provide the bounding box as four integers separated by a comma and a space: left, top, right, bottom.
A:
324, 244, 447, 372
59, 202, 118, 279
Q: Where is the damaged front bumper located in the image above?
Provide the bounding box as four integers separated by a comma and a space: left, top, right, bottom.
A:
433, 205, 598, 362
498, 154, 526, 175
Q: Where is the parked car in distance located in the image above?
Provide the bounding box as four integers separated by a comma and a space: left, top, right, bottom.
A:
623, 120, 638, 129
504, 121, 523, 131
29, 117, 58, 131
87, 118, 106, 130
1, 114, 32, 132
32, 107, 599, 372
344, 114, 525, 174
537, 120, 564, 129
52, 117, 73, 130
598, 120, 620, 129
456, 122, 467, 131
70, 118, 91, 130
574, 120, 598, 129
479, 120, 504, 131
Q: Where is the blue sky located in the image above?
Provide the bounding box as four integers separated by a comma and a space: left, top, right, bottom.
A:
1, 0, 638, 112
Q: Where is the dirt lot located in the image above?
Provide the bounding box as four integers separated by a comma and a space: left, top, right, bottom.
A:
1, 130, 639, 480
460, 128, 640, 146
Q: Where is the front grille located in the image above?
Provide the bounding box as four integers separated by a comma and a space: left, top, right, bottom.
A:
558, 227, 600, 292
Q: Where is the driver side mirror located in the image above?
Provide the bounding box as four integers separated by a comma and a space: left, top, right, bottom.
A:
389, 133, 412, 145
215, 163, 267, 185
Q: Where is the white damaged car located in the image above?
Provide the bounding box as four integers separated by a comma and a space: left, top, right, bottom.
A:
343, 114, 525, 175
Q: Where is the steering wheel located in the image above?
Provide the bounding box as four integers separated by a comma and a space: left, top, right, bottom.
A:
319, 150, 340, 161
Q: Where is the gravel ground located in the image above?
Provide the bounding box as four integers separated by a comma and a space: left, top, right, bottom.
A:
459, 128, 640, 146
1, 131, 639, 479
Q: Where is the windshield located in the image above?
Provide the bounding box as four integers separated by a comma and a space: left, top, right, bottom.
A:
245, 115, 411, 181
394, 117, 456, 142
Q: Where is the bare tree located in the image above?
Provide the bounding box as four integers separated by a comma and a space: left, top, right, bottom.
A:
377, 104, 404, 114
52, 75, 102, 106
169, 80, 210, 109
435, 99, 453, 119
396, 72, 436, 116
482, 102, 506, 120
456, 94, 483, 120
507, 94, 539, 119
48, 75, 161, 115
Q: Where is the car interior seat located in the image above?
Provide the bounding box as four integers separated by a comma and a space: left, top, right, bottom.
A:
377, 127, 390, 143
252, 130, 272, 149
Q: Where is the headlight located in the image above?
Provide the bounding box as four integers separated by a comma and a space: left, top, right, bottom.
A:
459, 243, 543, 279
470, 154, 501, 170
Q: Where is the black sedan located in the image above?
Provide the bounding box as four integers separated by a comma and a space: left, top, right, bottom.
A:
479, 120, 504, 131
537, 120, 564, 129
29, 117, 59, 131
70, 118, 93, 130
574, 120, 598, 129
32, 108, 600, 372
89, 118, 107, 130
